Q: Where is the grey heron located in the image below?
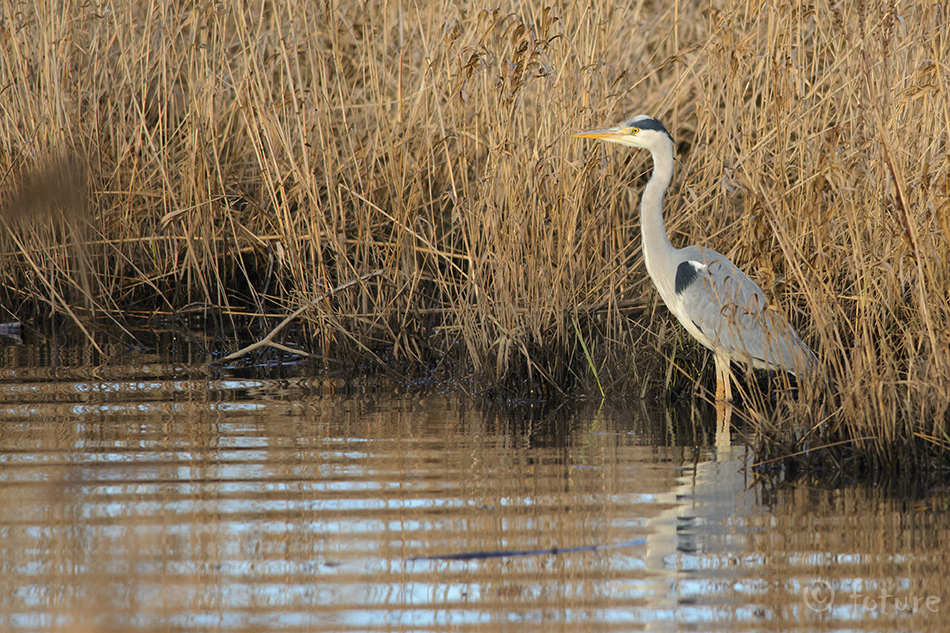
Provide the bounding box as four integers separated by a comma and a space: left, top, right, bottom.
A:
575, 115, 817, 407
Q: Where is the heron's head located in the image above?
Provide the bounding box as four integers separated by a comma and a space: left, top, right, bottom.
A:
573, 114, 674, 151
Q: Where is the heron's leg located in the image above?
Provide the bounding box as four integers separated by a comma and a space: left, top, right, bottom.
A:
714, 354, 733, 403
714, 354, 733, 446
715, 399, 732, 447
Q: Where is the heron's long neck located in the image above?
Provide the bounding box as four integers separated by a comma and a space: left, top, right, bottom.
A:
640, 144, 677, 290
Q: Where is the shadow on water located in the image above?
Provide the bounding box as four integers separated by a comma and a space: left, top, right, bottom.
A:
0, 322, 948, 631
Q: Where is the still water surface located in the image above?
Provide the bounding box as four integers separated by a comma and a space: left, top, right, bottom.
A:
0, 352, 947, 632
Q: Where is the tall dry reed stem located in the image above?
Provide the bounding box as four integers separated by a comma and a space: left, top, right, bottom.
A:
1, 0, 948, 468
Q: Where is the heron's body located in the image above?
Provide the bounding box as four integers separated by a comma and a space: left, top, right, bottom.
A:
575, 115, 816, 404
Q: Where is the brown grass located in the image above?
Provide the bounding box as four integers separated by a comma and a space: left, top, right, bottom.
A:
1, 0, 948, 471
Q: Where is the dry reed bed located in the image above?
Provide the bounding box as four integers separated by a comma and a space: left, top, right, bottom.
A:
1, 0, 948, 471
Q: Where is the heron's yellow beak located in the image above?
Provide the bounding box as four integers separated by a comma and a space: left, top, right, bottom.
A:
572, 127, 630, 143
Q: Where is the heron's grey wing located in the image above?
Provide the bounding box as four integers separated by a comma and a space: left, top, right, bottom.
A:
674, 249, 815, 374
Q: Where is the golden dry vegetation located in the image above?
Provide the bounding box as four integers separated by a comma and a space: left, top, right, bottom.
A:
1, 0, 948, 471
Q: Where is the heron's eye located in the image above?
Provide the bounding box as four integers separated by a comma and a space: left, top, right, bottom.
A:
631, 127, 640, 135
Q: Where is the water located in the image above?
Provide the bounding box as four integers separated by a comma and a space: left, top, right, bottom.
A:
0, 335, 947, 632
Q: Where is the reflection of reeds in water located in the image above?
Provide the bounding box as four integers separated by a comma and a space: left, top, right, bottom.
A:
6, 390, 945, 630
0, 0, 947, 469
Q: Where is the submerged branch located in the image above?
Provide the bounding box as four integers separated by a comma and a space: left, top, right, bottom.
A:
217, 269, 384, 363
